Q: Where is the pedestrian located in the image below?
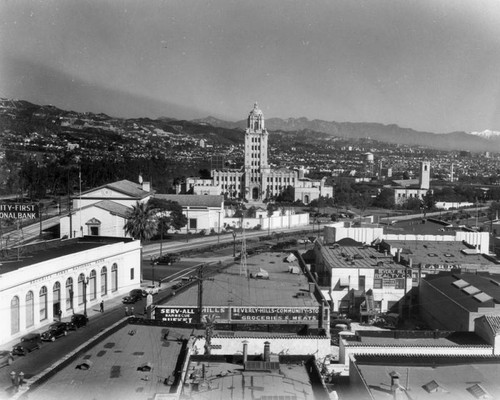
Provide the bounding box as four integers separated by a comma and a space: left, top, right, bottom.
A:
131, 306, 135, 316
125, 306, 129, 316
58, 309, 62, 321
100, 300, 104, 313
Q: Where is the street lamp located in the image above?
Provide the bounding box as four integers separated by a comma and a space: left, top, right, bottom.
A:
217, 210, 222, 244
83, 275, 89, 318
150, 256, 156, 286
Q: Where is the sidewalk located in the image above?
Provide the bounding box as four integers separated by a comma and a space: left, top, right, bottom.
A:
1, 281, 158, 352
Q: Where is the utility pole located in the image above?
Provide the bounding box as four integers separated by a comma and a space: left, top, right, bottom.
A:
197, 264, 204, 324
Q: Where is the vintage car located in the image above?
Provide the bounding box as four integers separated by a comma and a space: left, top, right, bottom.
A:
41, 322, 69, 342
122, 293, 142, 304
142, 285, 160, 296
12, 333, 42, 356
68, 314, 88, 329
154, 253, 180, 265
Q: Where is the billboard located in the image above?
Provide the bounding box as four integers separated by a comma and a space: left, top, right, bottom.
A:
155, 306, 319, 324
0, 203, 39, 219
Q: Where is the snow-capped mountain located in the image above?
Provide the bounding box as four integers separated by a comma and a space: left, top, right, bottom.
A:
468, 130, 500, 139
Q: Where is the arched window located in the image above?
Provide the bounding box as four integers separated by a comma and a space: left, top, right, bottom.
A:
111, 263, 118, 292
66, 278, 73, 310
89, 270, 97, 300
11, 296, 20, 335
26, 291, 34, 328
53, 281, 61, 316
101, 266, 108, 296
39, 286, 48, 321
78, 274, 85, 305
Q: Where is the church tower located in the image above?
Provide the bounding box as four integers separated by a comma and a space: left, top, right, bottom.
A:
243, 102, 269, 201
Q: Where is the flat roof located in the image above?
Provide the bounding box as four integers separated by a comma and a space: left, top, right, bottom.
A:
168, 252, 318, 307
355, 360, 500, 400
184, 359, 314, 400
319, 244, 396, 270
0, 236, 134, 274
27, 324, 189, 400
384, 240, 494, 267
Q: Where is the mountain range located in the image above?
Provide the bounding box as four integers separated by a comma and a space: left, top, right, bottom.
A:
1, 97, 499, 153
193, 116, 500, 153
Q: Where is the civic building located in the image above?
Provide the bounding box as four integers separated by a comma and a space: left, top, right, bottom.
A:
185, 103, 334, 204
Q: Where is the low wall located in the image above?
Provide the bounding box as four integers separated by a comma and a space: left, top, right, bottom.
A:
224, 213, 309, 230
192, 335, 331, 360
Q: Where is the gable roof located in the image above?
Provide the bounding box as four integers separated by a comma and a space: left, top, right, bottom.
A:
425, 273, 500, 312
484, 316, 500, 335
93, 200, 131, 218
154, 194, 223, 208
82, 179, 152, 199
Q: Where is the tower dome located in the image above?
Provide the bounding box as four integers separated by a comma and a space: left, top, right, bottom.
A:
247, 102, 265, 131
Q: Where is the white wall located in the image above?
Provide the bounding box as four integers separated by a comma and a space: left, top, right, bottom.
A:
60, 206, 129, 238
0, 240, 141, 345
223, 213, 310, 231
192, 335, 331, 360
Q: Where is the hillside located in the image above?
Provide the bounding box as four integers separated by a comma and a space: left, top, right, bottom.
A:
193, 116, 499, 153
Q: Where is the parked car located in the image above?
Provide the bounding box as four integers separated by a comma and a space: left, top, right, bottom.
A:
41, 322, 69, 341
122, 294, 142, 304
12, 333, 42, 356
0, 351, 14, 368
143, 285, 160, 296
154, 253, 180, 265
68, 314, 88, 329
129, 289, 144, 298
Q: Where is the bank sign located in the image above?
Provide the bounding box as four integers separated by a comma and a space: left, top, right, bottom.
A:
0, 203, 39, 219
155, 306, 319, 324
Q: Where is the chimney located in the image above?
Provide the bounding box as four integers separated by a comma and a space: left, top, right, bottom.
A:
390, 371, 400, 394
142, 181, 151, 192
263, 341, 270, 362
242, 341, 248, 363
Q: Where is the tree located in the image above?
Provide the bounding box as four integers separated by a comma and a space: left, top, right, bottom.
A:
147, 198, 187, 236
373, 188, 395, 209
422, 190, 436, 213
124, 201, 158, 241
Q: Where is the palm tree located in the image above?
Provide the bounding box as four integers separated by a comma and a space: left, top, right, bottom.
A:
124, 201, 158, 242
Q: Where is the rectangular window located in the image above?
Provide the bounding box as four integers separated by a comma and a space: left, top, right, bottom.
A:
395, 278, 405, 289
373, 278, 383, 289
189, 219, 197, 229
359, 275, 365, 291
130, 268, 134, 280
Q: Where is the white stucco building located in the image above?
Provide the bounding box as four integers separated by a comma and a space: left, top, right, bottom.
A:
1, 237, 141, 345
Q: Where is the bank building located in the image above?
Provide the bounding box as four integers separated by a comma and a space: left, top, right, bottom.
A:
185, 103, 333, 204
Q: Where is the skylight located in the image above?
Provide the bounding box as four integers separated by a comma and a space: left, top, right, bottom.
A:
452, 279, 469, 288
462, 285, 480, 295
474, 292, 493, 303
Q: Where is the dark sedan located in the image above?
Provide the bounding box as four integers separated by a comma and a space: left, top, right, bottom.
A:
41, 322, 69, 342
69, 314, 88, 329
122, 294, 141, 304
12, 333, 42, 356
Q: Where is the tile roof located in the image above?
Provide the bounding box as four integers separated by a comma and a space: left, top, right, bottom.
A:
484, 315, 500, 334
82, 179, 151, 198
93, 200, 131, 218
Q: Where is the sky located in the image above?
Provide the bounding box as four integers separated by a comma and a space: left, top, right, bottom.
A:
1, 0, 500, 134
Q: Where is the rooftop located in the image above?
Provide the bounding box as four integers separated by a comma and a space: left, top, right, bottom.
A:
384, 240, 494, 268
354, 359, 500, 400
319, 244, 396, 270
168, 252, 318, 308
154, 194, 223, 208
424, 273, 500, 312
0, 236, 134, 274
27, 324, 189, 400
184, 359, 314, 400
